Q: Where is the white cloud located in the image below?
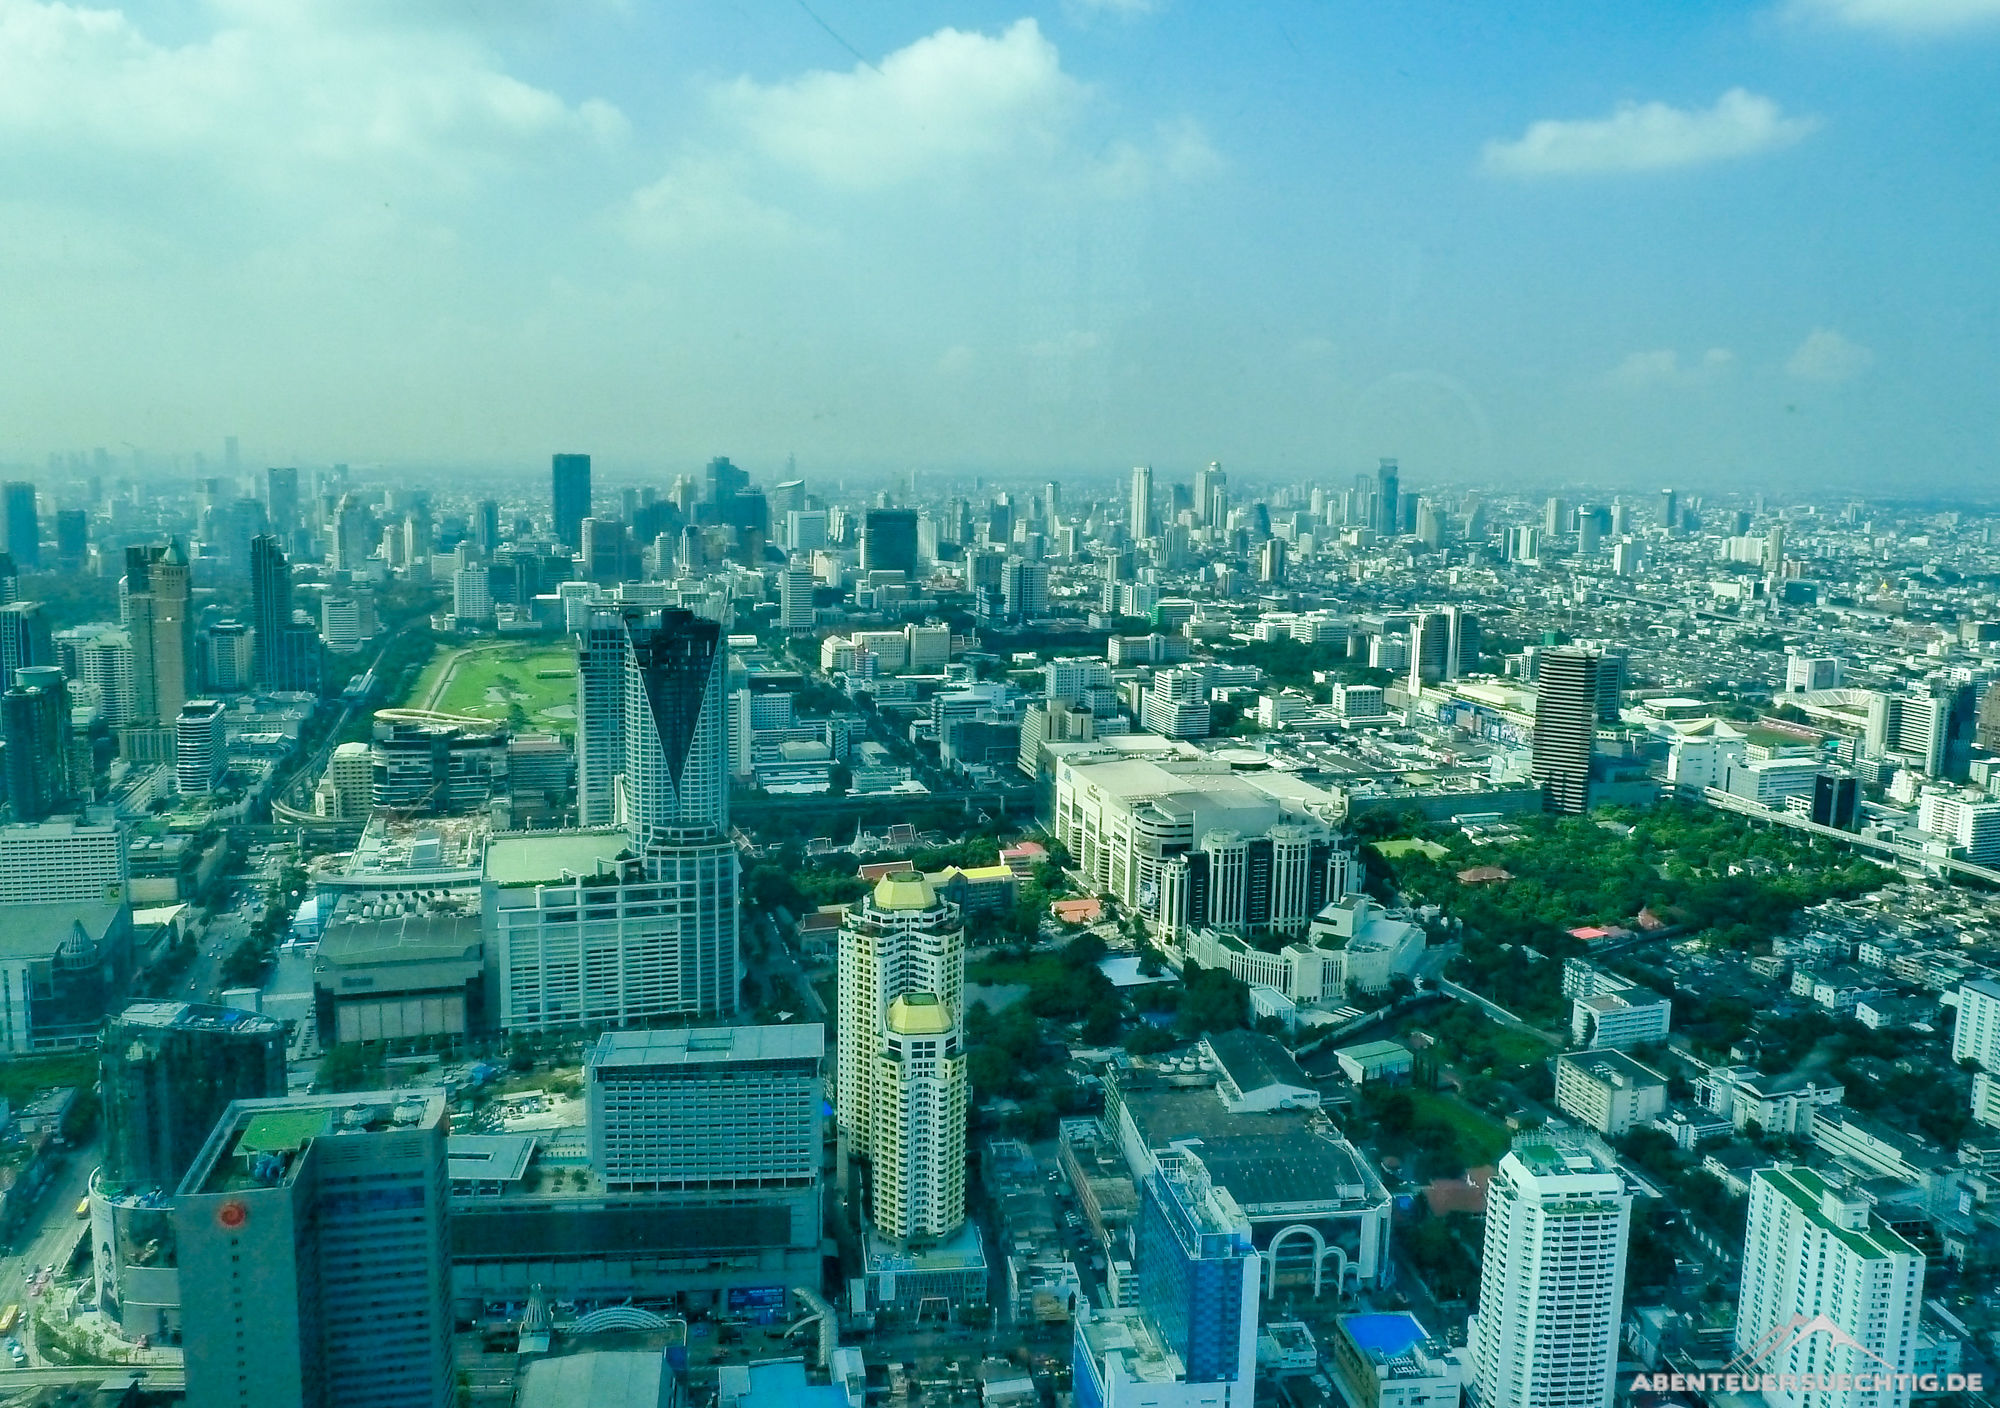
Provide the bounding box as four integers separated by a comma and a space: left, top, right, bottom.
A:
0, 0, 624, 196
1787, 0, 2000, 32
1786, 328, 1874, 381
620, 156, 810, 247
1483, 89, 1817, 177
1604, 346, 1736, 387
718, 19, 1086, 190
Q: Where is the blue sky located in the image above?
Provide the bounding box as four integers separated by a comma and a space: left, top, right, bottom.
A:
2, 0, 1995, 492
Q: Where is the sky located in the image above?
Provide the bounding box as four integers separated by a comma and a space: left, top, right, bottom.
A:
3, 0, 1997, 492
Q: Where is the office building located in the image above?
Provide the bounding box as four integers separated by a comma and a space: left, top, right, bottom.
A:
777, 564, 816, 631
91, 1001, 289, 1337
265, 466, 300, 539
369, 712, 509, 814
1195, 461, 1227, 527
52, 510, 85, 561
0, 599, 50, 687
175, 1090, 454, 1408
2, 672, 74, 820
1054, 747, 1351, 932
552, 452, 592, 550
573, 607, 731, 844
1, 482, 37, 568
122, 541, 194, 724
484, 828, 739, 1028
1406, 608, 1479, 691
204, 622, 253, 694
249, 536, 294, 688
1786, 655, 1843, 694
586, 1024, 823, 1194
1531, 647, 1601, 814
1073, 1146, 1260, 1408
860, 508, 920, 577
837, 872, 967, 1243
0, 816, 127, 905
1001, 558, 1049, 621
175, 699, 228, 795
1733, 1166, 1923, 1408
1129, 464, 1157, 540
1467, 1141, 1631, 1408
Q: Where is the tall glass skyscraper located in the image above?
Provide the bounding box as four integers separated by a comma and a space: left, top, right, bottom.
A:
552, 452, 592, 551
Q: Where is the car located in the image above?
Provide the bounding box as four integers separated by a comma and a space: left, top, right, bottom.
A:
8, 1349, 23, 1367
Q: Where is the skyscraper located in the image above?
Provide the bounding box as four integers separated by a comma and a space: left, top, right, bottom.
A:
175, 699, 228, 795
250, 535, 292, 690
1195, 460, 1227, 528
0, 600, 51, 687
1001, 558, 1049, 621
1130, 463, 1157, 540
1468, 1141, 1632, 1408
2, 673, 72, 820
1372, 459, 1400, 536
552, 452, 592, 550
2, 482, 38, 569
837, 871, 967, 1244
554, 608, 741, 1020
1531, 647, 1601, 814
100, 1001, 289, 1192
264, 466, 299, 541
174, 1091, 454, 1408
1074, 1145, 1262, 1408
91, 1000, 288, 1341
122, 541, 194, 723
1733, 1166, 1923, 1408
475, 498, 500, 554
860, 507, 920, 577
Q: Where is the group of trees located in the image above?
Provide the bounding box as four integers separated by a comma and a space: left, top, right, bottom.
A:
1221, 637, 1395, 697
1374, 803, 1893, 1023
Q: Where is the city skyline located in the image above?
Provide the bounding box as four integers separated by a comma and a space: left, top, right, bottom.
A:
3, 2, 1997, 488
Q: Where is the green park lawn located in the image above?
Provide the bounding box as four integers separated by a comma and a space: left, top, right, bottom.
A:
424, 643, 579, 735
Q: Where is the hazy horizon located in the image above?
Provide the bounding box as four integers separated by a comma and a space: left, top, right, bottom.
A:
5, 0, 1996, 490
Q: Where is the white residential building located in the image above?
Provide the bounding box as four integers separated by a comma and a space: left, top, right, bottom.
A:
1553, 1050, 1668, 1136
1733, 1166, 1923, 1408
836, 871, 968, 1245
1951, 977, 2000, 1072
1468, 1141, 1631, 1408
1918, 794, 2000, 867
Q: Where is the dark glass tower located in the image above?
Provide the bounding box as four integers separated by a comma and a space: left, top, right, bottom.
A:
250, 534, 292, 689
1531, 647, 1602, 814
1, 482, 38, 569
861, 508, 920, 577
99, 1001, 289, 1192
552, 452, 592, 551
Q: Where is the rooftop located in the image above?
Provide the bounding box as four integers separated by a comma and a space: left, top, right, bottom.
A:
1204, 1028, 1313, 1095
112, 1000, 286, 1036
448, 1134, 537, 1185
587, 1024, 825, 1070
484, 828, 630, 886
872, 870, 935, 911
184, 1089, 448, 1196
887, 992, 952, 1036
1115, 1076, 1384, 1213
317, 910, 481, 965
1754, 1165, 1920, 1261
1558, 1049, 1667, 1089
520, 1350, 673, 1408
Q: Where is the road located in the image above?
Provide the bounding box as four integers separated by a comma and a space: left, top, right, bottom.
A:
0, 1365, 183, 1391
0, 1146, 99, 1367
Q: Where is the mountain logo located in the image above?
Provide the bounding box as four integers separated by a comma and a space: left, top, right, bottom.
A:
1727, 1314, 1900, 1377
